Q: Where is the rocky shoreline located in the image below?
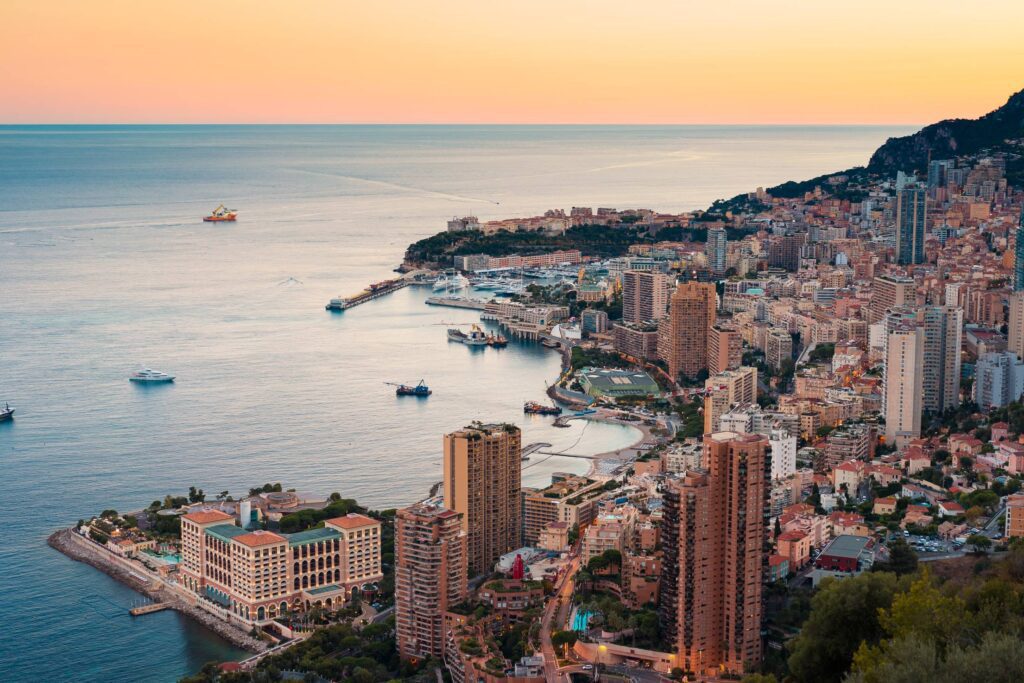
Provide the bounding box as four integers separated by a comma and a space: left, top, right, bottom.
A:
47, 528, 267, 654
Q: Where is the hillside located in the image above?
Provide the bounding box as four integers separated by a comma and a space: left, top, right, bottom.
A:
868, 88, 1024, 180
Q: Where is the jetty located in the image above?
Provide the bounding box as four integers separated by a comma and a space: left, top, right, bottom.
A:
326, 270, 434, 311
425, 296, 488, 310
520, 442, 550, 460
129, 602, 170, 616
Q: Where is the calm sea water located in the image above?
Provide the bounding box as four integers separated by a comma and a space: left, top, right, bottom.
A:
0, 124, 913, 682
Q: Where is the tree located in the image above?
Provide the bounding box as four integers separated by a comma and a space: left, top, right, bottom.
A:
967, 534, 992, 554
188, 486, 205, 503
872, 538, 918, 576
787, 572, 902, 683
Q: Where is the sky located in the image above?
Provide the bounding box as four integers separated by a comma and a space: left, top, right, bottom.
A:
2, 0, 1023, 125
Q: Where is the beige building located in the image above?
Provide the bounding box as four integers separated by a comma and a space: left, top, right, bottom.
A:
179, 510, 382, 624
1009, 292, 1024, 360
658, 281, 717, 381
868, 275, 915, 325
522, 475, 604, 545
884, 324, 925, 448
395, 502, 467, 660
443, 423, 522, 573
708, 324, 742, 375
765, 328, 793, 369
622, 270, 671, 324
704, 366, 758, 433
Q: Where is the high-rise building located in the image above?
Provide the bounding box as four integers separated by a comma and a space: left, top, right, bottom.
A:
395, 502, 467, 660
705, 227, 728, 276
767, 233, 805, 272
884, 324, 925, 448
659, 432, 769, 675
708, 324, 742, 375
895, 186, 927, 265
658, 281, 717, 381
867, 275, 915, 324
622, 270, 670, 324
1015, 208, 1024, 291
443, 423, 522, 573
1010, 292, 1024, 360
581, 308, 610, 336
974, 351, 1024, 409
918, 305, 963, 413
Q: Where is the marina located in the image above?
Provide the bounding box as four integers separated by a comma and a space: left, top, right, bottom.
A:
425, 295, 489, 310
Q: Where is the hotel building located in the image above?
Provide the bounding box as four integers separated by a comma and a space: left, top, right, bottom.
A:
179, 510, 382, 623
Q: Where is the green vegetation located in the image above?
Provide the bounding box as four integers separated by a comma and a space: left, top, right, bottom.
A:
675, 398, 704, 439
278, 498, 365, 534
570, 346, 632, 371
775, 547, 1024, 682
181, 620, 437, 683
405, 224, 649, 266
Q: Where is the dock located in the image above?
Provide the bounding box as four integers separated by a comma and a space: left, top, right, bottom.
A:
521, 442, 551, 460
425, 296, 488, 310
326, 270, 435, 312
129, 602, 170, 616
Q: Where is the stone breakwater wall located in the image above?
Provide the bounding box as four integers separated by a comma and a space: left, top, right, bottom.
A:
47, 528, 267, 653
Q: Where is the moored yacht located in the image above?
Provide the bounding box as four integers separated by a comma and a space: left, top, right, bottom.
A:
0, 403, 13, 422
433, 269, 470, 291
129, 367, 176, 383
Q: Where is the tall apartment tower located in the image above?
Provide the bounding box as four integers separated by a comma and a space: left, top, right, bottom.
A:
658, 281, 717, 381
622, 270, 670, 324
659, 432, 769, 675
395, 502, 467, 660
884, 324, 925, 448
443, 423, 522, 573
1010, 292, 1024, 360
767, 233, 805, 272
918, 305, 963, 413
708, 324, 742, 375
1015, 208, 1024, 291
867, 274, 915, 324
895, 186, 927, 265
705, 227, 728, 276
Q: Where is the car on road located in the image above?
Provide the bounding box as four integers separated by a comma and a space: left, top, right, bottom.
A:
581, 664, 593, 670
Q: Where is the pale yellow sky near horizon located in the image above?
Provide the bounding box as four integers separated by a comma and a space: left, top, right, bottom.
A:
2, 0, 1022, 124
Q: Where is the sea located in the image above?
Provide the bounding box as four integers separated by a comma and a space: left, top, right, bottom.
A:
0, 124, 914, 682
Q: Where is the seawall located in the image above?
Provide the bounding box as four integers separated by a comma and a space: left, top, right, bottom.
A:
47, 528, 267, 654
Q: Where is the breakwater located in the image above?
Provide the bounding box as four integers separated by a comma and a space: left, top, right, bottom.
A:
47, 528, 267, 654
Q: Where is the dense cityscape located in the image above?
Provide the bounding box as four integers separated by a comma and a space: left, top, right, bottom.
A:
42, 91, 1024, 682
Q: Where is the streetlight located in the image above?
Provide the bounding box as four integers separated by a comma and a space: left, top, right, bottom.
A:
594, 643, 607, 682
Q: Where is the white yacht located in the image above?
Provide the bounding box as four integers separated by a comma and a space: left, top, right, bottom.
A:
433, 269, 470, 292
129, 367, 176, 383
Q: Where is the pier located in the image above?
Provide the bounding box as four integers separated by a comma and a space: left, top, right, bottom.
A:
425, 296, 488, 310
326, 270, 435, 311
520, 442, 551, 460
129, 602, 170, 616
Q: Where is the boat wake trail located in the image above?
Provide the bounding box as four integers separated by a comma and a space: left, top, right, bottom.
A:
284, 167, 500, 205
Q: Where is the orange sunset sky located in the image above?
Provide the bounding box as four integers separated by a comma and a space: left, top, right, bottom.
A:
2, 0, 1022, 125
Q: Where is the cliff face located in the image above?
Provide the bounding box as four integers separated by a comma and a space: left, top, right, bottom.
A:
868, 89, 1024, 175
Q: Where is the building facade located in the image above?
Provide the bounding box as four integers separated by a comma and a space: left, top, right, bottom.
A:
395, 502, 467, 660
658, 281, 717, 381
895, 186, 927, 265
443, 423, 522, 573
884, 324, 925, 447
659, 432, 769, 675
179, 510, 382, 624
622, 270, 670, 324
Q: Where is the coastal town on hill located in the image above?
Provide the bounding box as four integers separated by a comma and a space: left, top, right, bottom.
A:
52, 95, 1024, 683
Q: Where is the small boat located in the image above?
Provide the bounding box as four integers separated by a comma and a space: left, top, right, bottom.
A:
524, 401, 561, 416
129, 367, 175, 383
0, 403, 13, 422
389, 380, 432, 396
448, 324, 489, 346
203, 204, 237, 222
